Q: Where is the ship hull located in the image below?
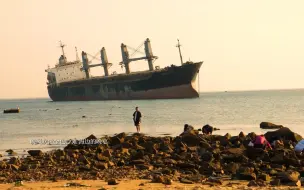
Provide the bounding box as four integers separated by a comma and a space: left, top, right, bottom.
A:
47, 62, 202, 101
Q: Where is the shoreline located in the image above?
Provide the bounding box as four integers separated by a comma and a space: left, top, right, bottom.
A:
0, 126, 304, 188
0, 179, 295, 190
2, 124, 300, 156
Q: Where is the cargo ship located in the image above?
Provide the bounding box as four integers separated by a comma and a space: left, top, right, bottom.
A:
45, 38, 203, 101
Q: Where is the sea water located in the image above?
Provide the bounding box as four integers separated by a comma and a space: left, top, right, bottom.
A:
0, 89, 303, 156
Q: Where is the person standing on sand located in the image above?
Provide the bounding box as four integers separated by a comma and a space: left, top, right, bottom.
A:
133, 107, 142, 133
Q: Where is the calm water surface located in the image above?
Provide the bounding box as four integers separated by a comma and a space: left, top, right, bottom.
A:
0, 89, 303, 157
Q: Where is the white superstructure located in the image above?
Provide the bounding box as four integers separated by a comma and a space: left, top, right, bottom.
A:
45, 42, 87, 85
46, 60, 86, 84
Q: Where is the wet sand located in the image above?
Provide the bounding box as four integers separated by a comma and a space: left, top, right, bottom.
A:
0, 179, 299, 190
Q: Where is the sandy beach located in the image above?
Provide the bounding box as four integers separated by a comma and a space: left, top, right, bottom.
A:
0, 179, 301, 190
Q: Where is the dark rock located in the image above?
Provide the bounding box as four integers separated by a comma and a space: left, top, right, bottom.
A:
269, 169, 278, 176
235, 172, 256, 181
181, 133, 201, 146
28, 150, 43, 157
108, 179, 119, 185
102, 150, 112, 157
248, 179, 267, 187
258, 173, 271, 181
151, 175, 164, 183
78, 165, 91, 171
115, 132, 126, 139
270, 152, 285, 164
246, 147, 266, 160
19, 164, 29, 171
270, 179, 281, 186
164, 159, 177, 165
286, 180, 301, 187
96, 154, 109, 162
207, 177, 223, 185
224, 163, 240, 174
94, 162, 108, 170
10, 164, 19, 171
179, 178, 193, 184
265, 127, 302, 143
260, 122, 283, 129
8, 157, 21, 165
130, 159, 146, 165
277, 171, 300, 183
121, 142, 133, 148
199, 162, 222, 175
110, 137, 124, 146
135, 164, 153, 170
142, 141, 158, 154
161, 168, 173, 175
201, 152, 213, 162
199, 141, 211, 149
162, 177, 172, 185
222, 148, 244, 155
270, 164, 286, 172
117, 160, 125, 166
229, 136, 240, 145
85, 134, 98, 140
54, 149, 65, 157
177, 162, 197, 169
233, 167, 256, 181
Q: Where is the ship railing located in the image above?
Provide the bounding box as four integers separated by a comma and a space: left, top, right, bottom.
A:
55, 60, 80, 68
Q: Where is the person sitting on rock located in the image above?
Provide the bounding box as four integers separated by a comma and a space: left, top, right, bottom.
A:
184, 124, 194, 132
202, 124, 213, 135
252, 135, 272, 150
271, 137, 284, 149
294, 139, 304, 154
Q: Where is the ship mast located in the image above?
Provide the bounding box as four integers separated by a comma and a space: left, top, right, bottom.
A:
59, 41, 66, 57
176, 39, 184, 65
75, 46, 80, 61
59, 41, 67, 64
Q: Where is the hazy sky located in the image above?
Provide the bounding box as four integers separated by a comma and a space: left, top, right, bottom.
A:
1, 0, 303, 99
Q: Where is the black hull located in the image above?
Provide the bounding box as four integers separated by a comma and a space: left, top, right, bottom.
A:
47, 62, 203, 101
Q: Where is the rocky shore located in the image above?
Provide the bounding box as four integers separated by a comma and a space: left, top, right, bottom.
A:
1, 125, 304, 189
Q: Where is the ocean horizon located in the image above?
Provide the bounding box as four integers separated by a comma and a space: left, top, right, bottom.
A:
1, 87, 303, 100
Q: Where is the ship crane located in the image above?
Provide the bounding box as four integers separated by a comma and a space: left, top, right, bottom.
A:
80, 48, 113, 79
120, 38, 158, 74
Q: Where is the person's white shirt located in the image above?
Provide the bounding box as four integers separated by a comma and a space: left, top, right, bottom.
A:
294, 139, 304, 152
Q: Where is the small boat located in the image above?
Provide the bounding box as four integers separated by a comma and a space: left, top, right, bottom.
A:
3, 107, 20, 114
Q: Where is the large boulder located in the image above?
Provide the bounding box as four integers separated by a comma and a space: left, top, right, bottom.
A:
264, 127, 302, 143
260, 122, 283, 129
180, 132, 201, 146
